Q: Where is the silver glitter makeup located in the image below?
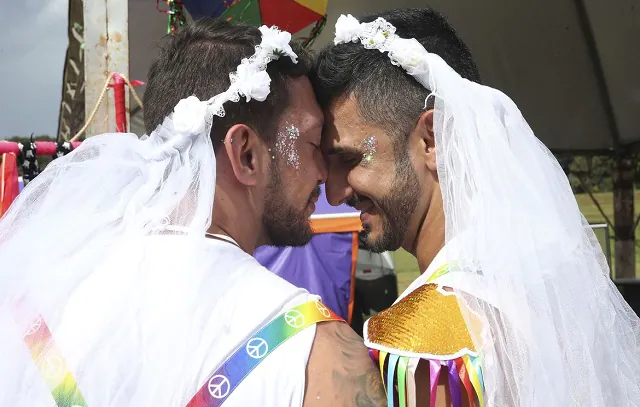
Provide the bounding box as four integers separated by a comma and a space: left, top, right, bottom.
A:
275, 123, 300, 169
361, 136, 378, 166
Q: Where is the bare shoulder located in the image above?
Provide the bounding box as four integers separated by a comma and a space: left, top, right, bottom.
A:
304, 321, 386, 407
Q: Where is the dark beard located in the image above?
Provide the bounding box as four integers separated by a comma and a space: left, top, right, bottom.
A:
262, 165, 317, 247
362, 154, 420, 253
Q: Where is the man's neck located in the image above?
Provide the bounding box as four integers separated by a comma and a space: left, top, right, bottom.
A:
410, 191, 446, 274
208, 188, 261, 255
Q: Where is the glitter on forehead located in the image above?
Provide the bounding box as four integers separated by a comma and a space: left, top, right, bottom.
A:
361, 136, 378, 167
275, 123, 300, 169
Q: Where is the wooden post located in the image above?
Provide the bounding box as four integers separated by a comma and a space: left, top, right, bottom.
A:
83, 0, 129, 136
57, 0, 85, 141
613, 154, 636, 279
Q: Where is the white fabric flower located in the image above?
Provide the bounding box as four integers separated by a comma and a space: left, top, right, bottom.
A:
172, 96, 208, 136
235, 64, 272, 102
334, 14, 362, 44
389, 38, 429, 75
258, 26, 298, 63
370, 31, 387, 48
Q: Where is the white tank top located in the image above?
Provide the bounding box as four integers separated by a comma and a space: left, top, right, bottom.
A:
10, 235, 316, 406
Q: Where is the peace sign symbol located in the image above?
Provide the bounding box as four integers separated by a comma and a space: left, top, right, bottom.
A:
315, 300, 331, 318
246, 337, 269, 359
39, 351, 65, 381
208, 375, 230, 399
24, 317, 42, 337
284, 310, 305, 329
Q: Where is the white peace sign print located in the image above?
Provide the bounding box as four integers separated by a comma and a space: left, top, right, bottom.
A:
24, 317, 42, 337
315, 300, 331, 318
39, 351, 65, 381
284, 310, 305, 328
246, 337, 269, 359
208, 375, 231, 399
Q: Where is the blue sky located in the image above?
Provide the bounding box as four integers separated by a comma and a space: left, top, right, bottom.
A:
0, 0, 68, 139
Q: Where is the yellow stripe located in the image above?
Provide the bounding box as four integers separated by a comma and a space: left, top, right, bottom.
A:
427, 263, 450, 282
463, 354, 484, 407
378, 351, 388, 393
293, 0, 327, 15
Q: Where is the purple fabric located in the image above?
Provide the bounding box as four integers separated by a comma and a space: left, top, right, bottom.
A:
254, 232, 353, 320
314, 185, 358, 215
447, 360, 463, 407
429, 360, 443, 407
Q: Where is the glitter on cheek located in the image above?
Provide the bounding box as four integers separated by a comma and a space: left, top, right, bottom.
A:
275, 123, 301, 169
360, 136, 378, 167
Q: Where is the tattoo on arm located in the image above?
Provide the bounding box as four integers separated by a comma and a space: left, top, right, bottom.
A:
331, 325, 386, 407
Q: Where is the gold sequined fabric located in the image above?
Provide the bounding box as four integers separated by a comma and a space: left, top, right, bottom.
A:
367, 283, 477, 357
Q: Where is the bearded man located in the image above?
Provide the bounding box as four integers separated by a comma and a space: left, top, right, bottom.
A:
0, 18, 385, 407
312, 8, 640, 407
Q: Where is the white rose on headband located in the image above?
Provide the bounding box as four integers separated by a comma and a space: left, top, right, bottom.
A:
389, 38, 429, 76
334, 14, 362, 44
258, 26, 298, 63
235, 64, 272, 102
172, 96, 208, 136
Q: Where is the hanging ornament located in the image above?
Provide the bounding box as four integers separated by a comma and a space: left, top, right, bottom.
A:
157, 0, 187, 35
18, 138, 39, 186
184, 0, 328, 48
53, 142, 74, 160
301, 14, 326, 49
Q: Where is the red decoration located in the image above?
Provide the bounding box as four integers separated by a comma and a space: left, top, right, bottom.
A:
259, 0, 323, 35
0, 153, 19, 218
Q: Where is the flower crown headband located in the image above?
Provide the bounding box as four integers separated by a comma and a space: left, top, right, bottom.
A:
170, 25, 298, 138
333, 14, 451, 99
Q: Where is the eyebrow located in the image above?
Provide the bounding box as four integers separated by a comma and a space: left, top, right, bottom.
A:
326, 145, 362, 156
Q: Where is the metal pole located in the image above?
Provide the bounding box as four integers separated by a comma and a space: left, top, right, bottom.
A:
83, 0, 129, 136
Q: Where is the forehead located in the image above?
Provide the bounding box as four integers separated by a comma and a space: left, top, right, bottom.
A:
322, 96, 387, 150
279, 76, 323, 136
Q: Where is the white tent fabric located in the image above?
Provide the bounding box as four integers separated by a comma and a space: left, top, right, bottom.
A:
123, 0, 639, 153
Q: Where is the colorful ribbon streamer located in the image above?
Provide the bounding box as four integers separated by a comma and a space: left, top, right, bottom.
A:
455, 357, 476, 407
429, 359, 443, 407
463, 354, 484, 407
447, 359, 463, 407
396, 356, 409, 407
386, 354, 400, 407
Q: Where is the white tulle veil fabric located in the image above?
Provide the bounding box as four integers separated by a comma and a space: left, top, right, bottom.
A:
0, 26, 298, 405
335, 14, 640, 406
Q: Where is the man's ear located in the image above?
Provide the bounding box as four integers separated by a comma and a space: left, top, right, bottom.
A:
415, 109, 437, 173
222, 124, 267, 186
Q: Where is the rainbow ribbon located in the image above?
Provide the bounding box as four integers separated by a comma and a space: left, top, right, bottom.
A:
19, 314, 88, 407
368, 261, 487, 407
16, 299, 340, 407
186, 299, 343, 407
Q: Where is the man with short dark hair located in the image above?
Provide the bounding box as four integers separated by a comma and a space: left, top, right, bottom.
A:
0, 18, 385, 407
313, 8, 479, 255
313, 7, 640, 407
140, 18, 386, 406
145, 18, 320, 247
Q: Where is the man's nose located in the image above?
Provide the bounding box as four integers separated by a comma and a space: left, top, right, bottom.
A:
316, 151, 328, 185
325, 169, 353, 207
